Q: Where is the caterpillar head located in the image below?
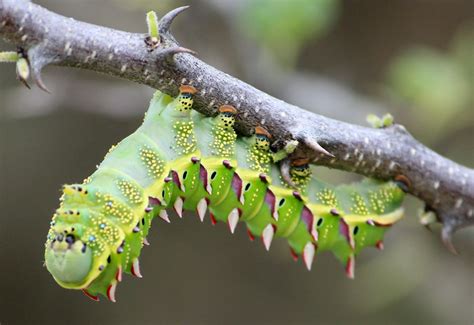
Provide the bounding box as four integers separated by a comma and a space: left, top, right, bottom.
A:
254, 126, 271, 151
45, 221, 94, 289
290, 158, 311, 178
175, 85, 197, 114
217, 105, 237, 129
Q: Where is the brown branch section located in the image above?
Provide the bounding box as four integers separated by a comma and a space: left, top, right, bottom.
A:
1, 0, 473, 249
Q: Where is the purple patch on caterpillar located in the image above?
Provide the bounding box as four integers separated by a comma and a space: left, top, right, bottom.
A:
264, 189, 276, 217
171, 170, 183, 191
199, 165, 210, 194
231, 173, 242, 200
339, 219, 351, 245
148, 196, 161, 206
300, 205, 314, 233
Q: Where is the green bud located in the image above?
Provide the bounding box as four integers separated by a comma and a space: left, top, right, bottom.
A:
146, 11, 159, 39
16, 57, 30, 82
382, 113, 394, 127
366, 114, 383, 128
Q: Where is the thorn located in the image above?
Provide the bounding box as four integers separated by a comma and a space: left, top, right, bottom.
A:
280, 159, 296, 188
116, 267, 123, 282
247, 228, 255, 241
303, 242, 315, 271
26, 45, 54, 93
131, 258, 143, 278
107, 282, 117, 302
82, 289, 99, 302
157, 46, 197, 62
262, 224, 274, 251
227, 208, 239, 234
173, 197, 183, 218
375, 240, 384, 250
305, 139, 334, 157
191, 156, 200, 164
441, 224, 458, 255
367, 219, 375, 226
159, 209, 171, 223
159, 6, 190, 34
330, 208, 340, 216
196, 198, 207, 222
143, 237, 150, 246
345, 256, 355, 279
210, 213, 217, 225
289, 247, 299, 262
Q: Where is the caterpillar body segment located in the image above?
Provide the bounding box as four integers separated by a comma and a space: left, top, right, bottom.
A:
45, 87, 405, 302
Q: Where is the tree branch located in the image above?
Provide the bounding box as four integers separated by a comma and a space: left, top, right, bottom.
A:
1, 0, 472, 249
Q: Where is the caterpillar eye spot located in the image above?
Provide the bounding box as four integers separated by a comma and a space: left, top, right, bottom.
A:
279, 198, 285, 207
317, 218, 323, 227
183, 171, 188, 180
107, 255, 111, 263
353, 226, 359, 235
211, 171, 217, 180
141, 218, 145, 226
245, 183, 251, 191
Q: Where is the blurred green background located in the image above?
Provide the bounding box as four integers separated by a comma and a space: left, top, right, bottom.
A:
0, 0, 473, 324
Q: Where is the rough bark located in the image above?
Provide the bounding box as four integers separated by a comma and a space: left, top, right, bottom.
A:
1, 0, 472, 250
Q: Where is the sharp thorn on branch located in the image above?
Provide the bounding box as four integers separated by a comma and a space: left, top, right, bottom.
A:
158, 6, 190, 34
157, 46, 197, 63
280, 158, 297, 189
27, 46, 53, 93
441, 223, 458, 255
304, 138, 334, 158
31, 68, 51, 93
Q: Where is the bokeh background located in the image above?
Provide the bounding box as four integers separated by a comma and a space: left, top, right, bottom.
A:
1, 0, 473, 324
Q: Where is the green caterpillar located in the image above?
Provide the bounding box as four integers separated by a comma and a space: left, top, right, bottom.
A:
44, 85, 405, 302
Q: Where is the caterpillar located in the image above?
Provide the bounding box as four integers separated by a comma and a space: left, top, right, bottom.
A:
44, 85, 405, 302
